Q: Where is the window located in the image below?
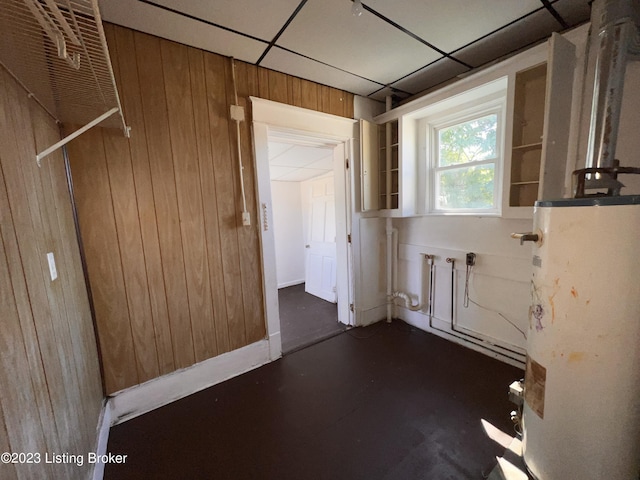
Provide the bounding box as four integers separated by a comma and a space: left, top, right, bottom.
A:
433, 111, 500, 212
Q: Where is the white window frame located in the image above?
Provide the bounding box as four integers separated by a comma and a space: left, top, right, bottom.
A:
418, 92, 507, 216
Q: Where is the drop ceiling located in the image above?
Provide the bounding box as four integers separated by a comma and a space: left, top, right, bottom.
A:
269, 142, 333, 182
99, 0, 591, 102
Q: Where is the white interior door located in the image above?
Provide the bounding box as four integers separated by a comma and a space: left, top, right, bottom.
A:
305, 174, 337, 303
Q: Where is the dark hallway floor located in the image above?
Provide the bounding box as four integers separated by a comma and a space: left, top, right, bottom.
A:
105, 321, 523, 480
279, 283, 346, 354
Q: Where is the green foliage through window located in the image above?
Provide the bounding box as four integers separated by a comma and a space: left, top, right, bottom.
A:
434, 113, 498, 211
438, 114, 497, 166
436, 164, 495, 209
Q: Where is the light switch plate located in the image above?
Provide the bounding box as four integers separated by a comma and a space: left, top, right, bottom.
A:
47, 252, 58, 281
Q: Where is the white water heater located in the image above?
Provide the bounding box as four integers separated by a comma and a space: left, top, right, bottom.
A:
522, 197, 640, 479
518, 1, 640, 476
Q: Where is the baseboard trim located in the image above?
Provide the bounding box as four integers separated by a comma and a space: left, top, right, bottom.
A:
399, 308, 525, 369
277, 279, 304, 289
358, 304, 387, 326
91, 399, 112, 480
108, 340, 272, 426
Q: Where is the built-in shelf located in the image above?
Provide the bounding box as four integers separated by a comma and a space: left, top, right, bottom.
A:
512, 142, 543, 151
379, 120, 399, 210
509, 63, 547, 207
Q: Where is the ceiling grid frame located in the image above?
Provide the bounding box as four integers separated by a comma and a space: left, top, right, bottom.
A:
85, 0, 590, 102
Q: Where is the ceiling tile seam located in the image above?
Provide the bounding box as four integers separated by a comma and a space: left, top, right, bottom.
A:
270, 45, 387, 88
359, 1, 473, 70
448, 4, 551, 59
137, 0, 269, 44
366, 2, 571, 102
540, 0, 570, 29
364, 57, 456, 99
256, 0, 309, 65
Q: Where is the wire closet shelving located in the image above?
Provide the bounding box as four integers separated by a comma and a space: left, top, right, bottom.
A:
0, 0, 129, 165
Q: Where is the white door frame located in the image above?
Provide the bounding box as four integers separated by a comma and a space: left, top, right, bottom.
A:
251, 97, 356, 360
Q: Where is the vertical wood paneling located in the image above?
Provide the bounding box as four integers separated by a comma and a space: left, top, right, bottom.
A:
31, 105, 97, 448
204, 52, 235, 354
68, 126, 138, 393
267, 69, 289, 104
258, 67, 270, 99
68, 24, 354, 394
344, 92, 355, 119
0, 169, 52, 480
103, 26, 159, 384
319, 85, 332, 114
134, 31, 195, 370
39, 113, 103, 441
290, 76, 303, 108
0, 401, 17, 480
235, 63, 267, 344
0, 76, 63, 476
2, 71, 86, 463
112, 25, 175, 376
188, 47, 223, 359
222, 58, 248, 350
161, 39, 216, 364
300, 79, 319, 111
0, 64, 102, 480
329, 88, 347, 117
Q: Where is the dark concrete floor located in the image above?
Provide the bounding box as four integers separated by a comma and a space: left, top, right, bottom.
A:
279, 283, 346, 354
105, 321, 523, 480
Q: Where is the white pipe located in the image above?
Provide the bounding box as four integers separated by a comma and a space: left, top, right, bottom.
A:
231, 59, 249, 221
386, 217, 393, 323
391, 252, 426, 312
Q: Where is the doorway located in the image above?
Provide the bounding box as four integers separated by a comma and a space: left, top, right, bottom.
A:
251, 97, 357, 360
269, 141, 345, 353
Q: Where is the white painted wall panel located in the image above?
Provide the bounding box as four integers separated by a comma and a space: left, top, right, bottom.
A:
271, 181, 305, 288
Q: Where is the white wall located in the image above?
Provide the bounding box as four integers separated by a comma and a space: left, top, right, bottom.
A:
394, 216, 533, 365
363, 27, 594, 366
271, 180, 305, 288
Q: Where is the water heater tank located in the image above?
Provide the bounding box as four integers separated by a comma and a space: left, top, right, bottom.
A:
522, 197, 640, 479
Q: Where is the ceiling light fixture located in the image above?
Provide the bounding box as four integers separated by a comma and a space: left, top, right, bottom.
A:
352, 0, 363, 17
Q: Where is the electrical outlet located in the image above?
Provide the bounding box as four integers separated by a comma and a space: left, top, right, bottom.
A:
242, 211, 251, 226
466, 252, 476, 266
47, 252, 58, 281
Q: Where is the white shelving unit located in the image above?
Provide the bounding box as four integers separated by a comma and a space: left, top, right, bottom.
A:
0, 0, 129, 164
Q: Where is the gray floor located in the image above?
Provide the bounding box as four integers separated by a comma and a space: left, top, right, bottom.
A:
279, 283, 346, 354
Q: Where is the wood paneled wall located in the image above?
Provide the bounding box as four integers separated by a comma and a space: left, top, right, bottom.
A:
66, 23, 354, 395
0, 66, 103, 479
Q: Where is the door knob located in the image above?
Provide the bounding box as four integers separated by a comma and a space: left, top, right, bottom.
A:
510, 230, 543, 246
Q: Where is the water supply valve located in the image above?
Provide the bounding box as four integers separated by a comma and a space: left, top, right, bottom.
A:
510, 229, 543, 246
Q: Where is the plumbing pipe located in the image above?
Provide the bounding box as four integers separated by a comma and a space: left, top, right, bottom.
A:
425, 255, 523, 361
386, 218, 393, 323
391, 252, 427, 312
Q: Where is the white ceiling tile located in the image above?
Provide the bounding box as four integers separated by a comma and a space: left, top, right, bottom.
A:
391, 58, 470, 95
261, 47, 382, 97
279, 168, 329, 182
276, 0, 441, 85
365, 0, 543, 53
270, 145, 333, 167
99, 0, 267, 63
454, 9, 559, 68
268, 142, 295, 160
147, 0, 302, 40
306, 156, 334, 170
269, 165, 297, 180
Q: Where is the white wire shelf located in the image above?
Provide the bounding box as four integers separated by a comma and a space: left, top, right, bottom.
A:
0, 0, 129, 163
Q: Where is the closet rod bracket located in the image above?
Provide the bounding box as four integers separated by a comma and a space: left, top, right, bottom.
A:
36, 107, 127, 167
